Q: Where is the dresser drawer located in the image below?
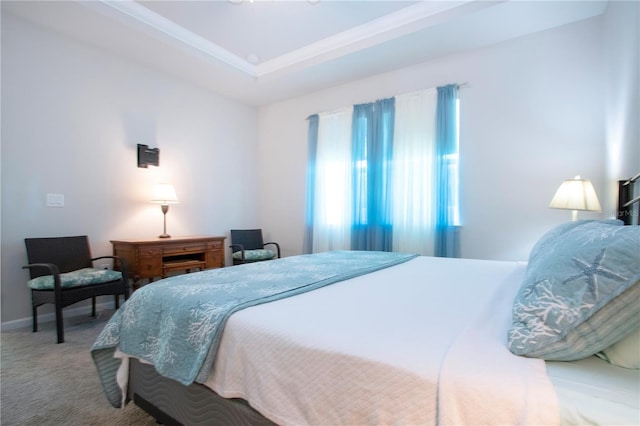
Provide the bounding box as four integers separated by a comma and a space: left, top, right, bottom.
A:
206, 251, 224, 269
207, 240, 223, 250
163, 243, 207, 256
138, 257, 162, 278
139, 247, 162, 257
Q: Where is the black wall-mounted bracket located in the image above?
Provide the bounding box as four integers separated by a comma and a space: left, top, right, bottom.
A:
137, 144, 159, 168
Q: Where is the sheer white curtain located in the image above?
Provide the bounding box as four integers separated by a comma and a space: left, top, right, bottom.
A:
311, 107, 353, 253
392, 89, 438, 255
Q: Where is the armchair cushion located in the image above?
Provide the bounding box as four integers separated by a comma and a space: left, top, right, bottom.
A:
232, 249, 276, 262
28, 268, 123, 290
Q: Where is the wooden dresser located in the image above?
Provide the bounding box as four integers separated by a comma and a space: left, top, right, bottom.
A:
111, 235, 225, 287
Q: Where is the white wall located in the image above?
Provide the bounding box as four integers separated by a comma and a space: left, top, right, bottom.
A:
3, 5, 636, 326
1, 14, 259, 324
258, 17, 607, 262
603, 0, 640, 212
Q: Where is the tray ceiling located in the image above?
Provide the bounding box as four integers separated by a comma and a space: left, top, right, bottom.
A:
2, 0, 608, 106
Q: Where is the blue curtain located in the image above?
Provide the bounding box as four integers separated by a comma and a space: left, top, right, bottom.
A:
305, 86, 460, 256
303, 114, 319, 254
351, 98, 395, 251
435, 85, 460, 257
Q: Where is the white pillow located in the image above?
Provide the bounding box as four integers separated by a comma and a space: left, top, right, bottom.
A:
598, 328, 640, 369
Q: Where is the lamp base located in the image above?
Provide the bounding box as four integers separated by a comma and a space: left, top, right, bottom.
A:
159, 205, 171, 238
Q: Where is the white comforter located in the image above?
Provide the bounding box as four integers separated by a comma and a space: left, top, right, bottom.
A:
206, 256, 559, 425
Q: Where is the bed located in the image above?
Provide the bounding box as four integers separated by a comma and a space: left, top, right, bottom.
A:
92, 174, 640, 426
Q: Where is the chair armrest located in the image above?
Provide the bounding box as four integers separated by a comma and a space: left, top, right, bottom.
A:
23, 262, 60, 275
92, 255, 127, 269
229, 244, 245, 259
263, 242, 281, 258
92, 255, 117, 262
23, 263, 63, 293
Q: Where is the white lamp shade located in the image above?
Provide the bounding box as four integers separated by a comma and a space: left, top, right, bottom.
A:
549, 177, 601, 212
151, 183, 179, 204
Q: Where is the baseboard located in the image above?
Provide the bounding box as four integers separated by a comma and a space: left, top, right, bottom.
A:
0, 301, 117, 332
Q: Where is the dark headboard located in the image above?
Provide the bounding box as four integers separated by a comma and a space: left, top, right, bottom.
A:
618, 172, 640, 225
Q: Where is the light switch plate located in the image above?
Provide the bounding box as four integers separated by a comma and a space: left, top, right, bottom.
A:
46, 193, 65, 207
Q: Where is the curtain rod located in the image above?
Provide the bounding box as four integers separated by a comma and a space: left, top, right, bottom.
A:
307, 81, 470, 120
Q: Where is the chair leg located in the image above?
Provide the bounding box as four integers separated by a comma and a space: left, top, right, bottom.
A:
55, 304, 64, 344
32, 305, 38, 332
114, 294, 120, 309
92, 297, 96, 317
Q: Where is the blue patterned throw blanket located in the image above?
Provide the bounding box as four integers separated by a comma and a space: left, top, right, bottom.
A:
92, 250, 418, 407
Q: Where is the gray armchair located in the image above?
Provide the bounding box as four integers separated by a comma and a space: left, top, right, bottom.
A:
229, 229, 281, 265
23, 236, 130, 343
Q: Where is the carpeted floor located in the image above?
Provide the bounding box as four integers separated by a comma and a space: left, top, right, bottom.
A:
0, 310, 156, 426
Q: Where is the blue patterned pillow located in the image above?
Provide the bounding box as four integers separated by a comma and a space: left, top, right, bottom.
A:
528, 220, 623, 266
508, 221, 640, 360
28, 268, 123, 290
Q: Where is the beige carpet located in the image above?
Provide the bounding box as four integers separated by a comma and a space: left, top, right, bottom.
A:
1, 310, 155, 426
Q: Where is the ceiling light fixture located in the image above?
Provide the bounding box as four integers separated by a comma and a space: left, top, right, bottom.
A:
247, 53, 260, 64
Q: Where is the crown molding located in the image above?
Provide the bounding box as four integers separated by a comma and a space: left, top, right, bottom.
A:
256, 1, 476, 77
94, 0, 480, 79
96, 0, 257, 76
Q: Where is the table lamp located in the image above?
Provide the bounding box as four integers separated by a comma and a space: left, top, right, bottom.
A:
151, 183, 179, 238
549, 175, 601, 221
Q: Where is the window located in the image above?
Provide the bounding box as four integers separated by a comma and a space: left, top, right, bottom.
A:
305, 85, 460, 257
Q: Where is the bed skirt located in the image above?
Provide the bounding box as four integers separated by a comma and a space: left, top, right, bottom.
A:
129, 359, 276, 426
